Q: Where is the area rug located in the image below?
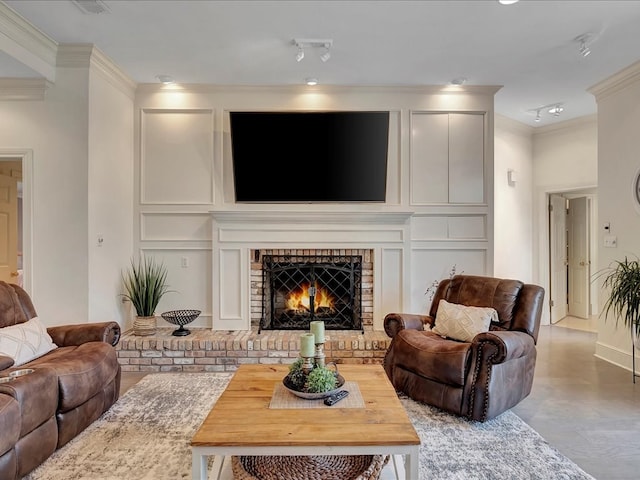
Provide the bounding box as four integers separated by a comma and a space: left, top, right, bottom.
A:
24, 373, 594, 480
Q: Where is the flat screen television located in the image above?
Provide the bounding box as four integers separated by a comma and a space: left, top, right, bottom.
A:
229, 111, 389, 203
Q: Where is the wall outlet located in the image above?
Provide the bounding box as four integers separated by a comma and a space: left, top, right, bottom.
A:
604, 235, 617, 248
181, 256, 189, 268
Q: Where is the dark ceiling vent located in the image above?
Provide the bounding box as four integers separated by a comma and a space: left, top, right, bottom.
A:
71, 0, 111, 15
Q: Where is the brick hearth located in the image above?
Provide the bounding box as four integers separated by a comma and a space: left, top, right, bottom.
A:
116, 328, 391, 372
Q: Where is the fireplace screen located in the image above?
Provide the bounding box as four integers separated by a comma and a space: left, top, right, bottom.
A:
260, 255, 362, 332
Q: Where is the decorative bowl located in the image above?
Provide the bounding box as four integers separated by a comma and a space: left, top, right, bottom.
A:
161, 309, 201, 336
282, 373, 345, 400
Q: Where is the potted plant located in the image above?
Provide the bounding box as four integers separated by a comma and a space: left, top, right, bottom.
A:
596, 256, 640, 382
121, 256, 171, 336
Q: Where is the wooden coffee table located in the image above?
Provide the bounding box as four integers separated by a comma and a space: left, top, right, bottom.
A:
191, 364, 420, 479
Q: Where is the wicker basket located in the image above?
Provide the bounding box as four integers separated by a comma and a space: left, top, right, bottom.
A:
231, 454, 389, 480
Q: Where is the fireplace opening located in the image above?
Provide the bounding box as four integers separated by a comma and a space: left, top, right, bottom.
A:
260, 254, 363, 332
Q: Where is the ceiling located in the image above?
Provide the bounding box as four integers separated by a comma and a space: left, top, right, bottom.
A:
2, 0, 640, 126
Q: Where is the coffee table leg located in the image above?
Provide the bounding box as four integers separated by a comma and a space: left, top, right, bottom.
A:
404, 446, 420, 480
191, 449, 208, 480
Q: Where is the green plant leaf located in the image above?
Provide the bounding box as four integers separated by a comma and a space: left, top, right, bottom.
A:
121, 256, 172, 317
595, 256, 640, 338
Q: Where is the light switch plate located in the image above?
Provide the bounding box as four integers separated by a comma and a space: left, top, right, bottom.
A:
604, 235, 617, 248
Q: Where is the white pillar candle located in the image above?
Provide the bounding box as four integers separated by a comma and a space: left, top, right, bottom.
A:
300, 333, 315, 357
310, 320, 325, 344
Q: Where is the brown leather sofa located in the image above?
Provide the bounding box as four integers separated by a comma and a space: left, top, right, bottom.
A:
0, 281, 121, 479
383, 274, 544, 422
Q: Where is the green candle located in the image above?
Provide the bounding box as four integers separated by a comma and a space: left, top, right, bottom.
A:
310, 320, 325, 343
300, 333, 315, 357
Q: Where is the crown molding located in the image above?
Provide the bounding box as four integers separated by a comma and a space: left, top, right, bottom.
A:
56, 43, 93, 67
56, 44, 137, 99
533, 114, 597, 137
0, 3, 57, 81
0, 78, 50, 100
90, 47, 137, 99
494, 114, 533, 136
136, 83, 503, 97
588, 60, 640, 102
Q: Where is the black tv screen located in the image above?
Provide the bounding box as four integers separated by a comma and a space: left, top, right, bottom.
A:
230, 111, 389, 202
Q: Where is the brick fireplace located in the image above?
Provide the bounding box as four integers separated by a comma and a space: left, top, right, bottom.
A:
250, 249, 374, 331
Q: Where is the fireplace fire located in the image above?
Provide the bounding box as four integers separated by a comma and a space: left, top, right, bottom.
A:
260, 254, 363, 332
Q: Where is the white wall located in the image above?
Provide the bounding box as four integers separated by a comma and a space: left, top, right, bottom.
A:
589, 60, 640, 371
87, 61, 135, 325
0, 66, 90, 325
0, 46, 134, 328
531, 116, 598, 325
493, 114, 534, 283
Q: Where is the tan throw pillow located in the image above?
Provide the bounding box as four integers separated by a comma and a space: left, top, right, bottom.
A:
432, 299, 498, 342
0, 317, 58, 366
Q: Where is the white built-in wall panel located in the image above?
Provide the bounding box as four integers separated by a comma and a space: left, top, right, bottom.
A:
410, 249, 488, 314
410, 112, 485, 205
411, 113, 449, 203
141, 213, 211, 241
216, 248, 246, 330
411, 215, 486, 240
140, 109, 214, 204
141, 248, 212, 328
449, 113, 485, 203
379, 248, 404, 317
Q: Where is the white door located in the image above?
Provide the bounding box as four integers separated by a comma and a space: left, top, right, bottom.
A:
567, 197, 590, 319
549, 194, 567, 323
0, 174, 18, 284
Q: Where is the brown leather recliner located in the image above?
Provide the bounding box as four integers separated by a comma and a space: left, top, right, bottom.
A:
383, 274, 544, 422
0, 281, 121, 479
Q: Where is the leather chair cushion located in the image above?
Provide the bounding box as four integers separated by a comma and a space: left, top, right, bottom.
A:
0, 394, 20, 456
27, 342, 119, 412
0, 368, 58, 437
393, 329, 472, 387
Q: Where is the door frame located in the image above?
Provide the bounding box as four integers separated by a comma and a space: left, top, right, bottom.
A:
0, 149, 33, 294
534, 183, 597, 326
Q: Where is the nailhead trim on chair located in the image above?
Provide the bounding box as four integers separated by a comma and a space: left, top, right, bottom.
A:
467, 341, 496, 422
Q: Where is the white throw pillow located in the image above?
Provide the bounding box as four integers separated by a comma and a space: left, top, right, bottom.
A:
0, 317, 58, 366
432, 299, 498, 342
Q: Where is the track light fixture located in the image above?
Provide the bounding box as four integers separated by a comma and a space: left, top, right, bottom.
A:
527, 102, 565, 123
292, 38, 333, 63
320, 44, 331, 62
575, 33, 593, 58
548, 104, 564, 116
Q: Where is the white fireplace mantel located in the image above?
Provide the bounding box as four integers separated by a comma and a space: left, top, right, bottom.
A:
210, 209, 415, 225
210, 209, 414, 331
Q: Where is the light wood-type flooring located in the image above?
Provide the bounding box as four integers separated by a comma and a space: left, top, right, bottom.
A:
121, 323, 640, 480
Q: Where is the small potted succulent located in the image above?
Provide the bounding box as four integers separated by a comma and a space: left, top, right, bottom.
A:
284, 359, 343, 398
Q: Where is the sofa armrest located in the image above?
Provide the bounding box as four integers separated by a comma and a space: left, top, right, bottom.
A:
472, 330, 535, 364
0, 354, 14, 371
47, 321, 121, 347
383, 313, 432, 338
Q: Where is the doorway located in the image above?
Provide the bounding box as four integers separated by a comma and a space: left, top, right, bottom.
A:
548, 189, 597, 326
0, 150, 32, 293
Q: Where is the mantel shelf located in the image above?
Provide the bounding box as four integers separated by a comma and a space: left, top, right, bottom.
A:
210, 209, 415, 225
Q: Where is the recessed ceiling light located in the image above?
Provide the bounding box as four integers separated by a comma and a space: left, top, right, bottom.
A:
498, 0, 520, 5
305, 78, 318, 86
156, 75, 174, 85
